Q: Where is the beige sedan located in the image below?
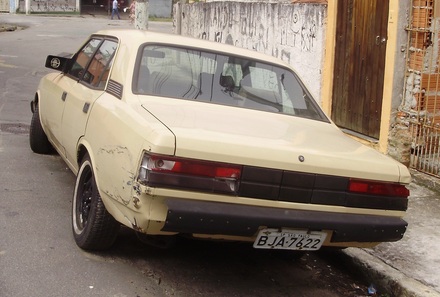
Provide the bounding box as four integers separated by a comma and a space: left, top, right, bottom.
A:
30, 29, 411, 251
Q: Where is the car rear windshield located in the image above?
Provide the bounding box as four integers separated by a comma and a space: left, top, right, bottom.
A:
133, 44, 328, 122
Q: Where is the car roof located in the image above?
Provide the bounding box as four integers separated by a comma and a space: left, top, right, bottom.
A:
94, 29, 291, 69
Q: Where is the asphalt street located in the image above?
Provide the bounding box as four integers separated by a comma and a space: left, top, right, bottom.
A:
0, 13, 174, 297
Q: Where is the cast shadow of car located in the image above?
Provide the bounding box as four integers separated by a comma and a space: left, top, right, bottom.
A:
89, 227, 368, 296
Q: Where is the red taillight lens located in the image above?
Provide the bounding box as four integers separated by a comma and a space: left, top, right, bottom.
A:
349, 179, 410, 197
149, 155, 241, 179
138, 153, 242, 194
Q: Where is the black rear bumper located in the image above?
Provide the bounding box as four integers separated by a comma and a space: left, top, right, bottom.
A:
162, 199, 407, 243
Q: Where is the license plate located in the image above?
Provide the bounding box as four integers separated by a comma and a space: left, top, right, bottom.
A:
253, 229, 327, 251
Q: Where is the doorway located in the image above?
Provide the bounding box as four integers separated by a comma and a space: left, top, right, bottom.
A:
332, 0, 390, 139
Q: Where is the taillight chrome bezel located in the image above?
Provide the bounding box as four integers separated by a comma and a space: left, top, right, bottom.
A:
137, 153, 242, 195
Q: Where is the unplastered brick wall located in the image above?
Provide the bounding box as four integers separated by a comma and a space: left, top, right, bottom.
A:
19, 0, 77, 12
179, 2, 326, 103
390, 0, 440, 167
403, 1, 439, 121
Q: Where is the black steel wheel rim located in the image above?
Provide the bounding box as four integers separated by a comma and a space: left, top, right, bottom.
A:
76, 166, 93, 231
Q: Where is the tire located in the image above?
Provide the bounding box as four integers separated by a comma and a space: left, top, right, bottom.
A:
29, 105, 52, 154
72, 154, 120, 250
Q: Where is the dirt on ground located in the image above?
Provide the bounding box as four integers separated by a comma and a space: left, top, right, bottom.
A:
0, 23, 25, 32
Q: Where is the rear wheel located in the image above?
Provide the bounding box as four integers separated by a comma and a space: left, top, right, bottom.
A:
72, 154, 120, 250
29, 105, 52, 154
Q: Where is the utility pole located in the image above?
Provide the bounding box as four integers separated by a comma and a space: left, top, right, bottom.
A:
175, 0, 186, 35
135, 0, 149, 30
25, 0, 30, 14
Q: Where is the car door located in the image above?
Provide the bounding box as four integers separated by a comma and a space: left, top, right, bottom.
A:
60, 38, 118, 170
39, 72, 70, 156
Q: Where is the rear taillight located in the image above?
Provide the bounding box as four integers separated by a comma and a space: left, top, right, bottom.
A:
138, 153, 242, 194
348, 179, 410, 198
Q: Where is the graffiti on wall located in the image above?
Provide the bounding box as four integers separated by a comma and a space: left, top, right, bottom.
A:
192, 3, 322, 64
182, 2, 326, 101
285, 10, 318, 52
277, 8, 318, 53
19, 0, 76, 12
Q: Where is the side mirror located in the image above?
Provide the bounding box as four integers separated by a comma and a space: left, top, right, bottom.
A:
45, 55, 72, 72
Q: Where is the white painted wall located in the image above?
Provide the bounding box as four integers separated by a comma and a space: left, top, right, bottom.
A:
16, 0, 171, 16
205, 0, 291, 3
179, 2, 327, 103
19, 0, 77, 12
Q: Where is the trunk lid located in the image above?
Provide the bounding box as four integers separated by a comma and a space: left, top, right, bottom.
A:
141, 98, 410, 183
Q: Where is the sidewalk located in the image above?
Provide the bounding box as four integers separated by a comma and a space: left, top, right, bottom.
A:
341, 169, 440, 297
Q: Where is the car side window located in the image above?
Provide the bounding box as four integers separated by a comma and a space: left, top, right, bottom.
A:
67, 38, 117, 89
91, 40, 118, 88
68, 38, 102, 81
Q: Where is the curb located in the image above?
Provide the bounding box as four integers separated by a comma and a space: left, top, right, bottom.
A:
342, 248, 440, 297
409, 169, 440, 194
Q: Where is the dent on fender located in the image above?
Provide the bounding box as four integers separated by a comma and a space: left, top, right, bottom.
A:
97, 145, 136, 207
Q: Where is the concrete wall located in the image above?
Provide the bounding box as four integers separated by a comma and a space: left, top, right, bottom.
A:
205, 0, 290, 2
16, 0, 171, 15
149, 0, 171, 18
387, 0, 412, 165
0, 0, 10, 12
19, 0, 77, 12
179, 2, 327, 103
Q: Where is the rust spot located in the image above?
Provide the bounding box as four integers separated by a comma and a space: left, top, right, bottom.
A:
133, 197, 141, 209
133, 183, 142, 196
130, 217, 145, 232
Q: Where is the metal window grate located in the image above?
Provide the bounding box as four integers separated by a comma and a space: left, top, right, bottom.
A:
405, 0, 440, 177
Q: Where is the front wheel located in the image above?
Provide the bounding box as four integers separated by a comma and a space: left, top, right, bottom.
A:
72, 154, 120, 250
29, 105, 52, 154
